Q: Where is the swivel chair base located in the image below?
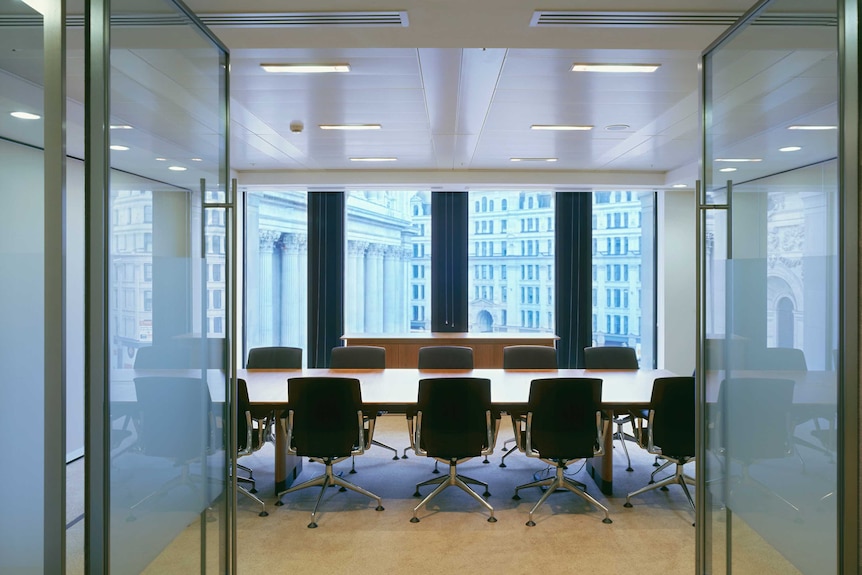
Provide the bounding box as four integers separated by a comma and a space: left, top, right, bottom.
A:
513, 463, 612, 525
624, 458, 695, 526
410, 460, 496, 523
275, 460, 384, 528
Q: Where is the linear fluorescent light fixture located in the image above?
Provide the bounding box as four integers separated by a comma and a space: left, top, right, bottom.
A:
109, 145, 129, 151
572, 63, 659, 73
110, 124, 133, 130
261, 63, 350, 73
510, 157, 558, 162
349, 157, 397, 162
719, 167, 737, 172
10, 111, 41, 120
714, 158, 762, 162
787, 125, 837, 130
531, 124, 593, 131
779, 146, 802, 152
320, 124, 381, 130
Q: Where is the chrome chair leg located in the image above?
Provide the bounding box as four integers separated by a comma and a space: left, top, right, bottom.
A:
238, 484, 268, 517
410, 461, 495, 523
513, 465, 611, 526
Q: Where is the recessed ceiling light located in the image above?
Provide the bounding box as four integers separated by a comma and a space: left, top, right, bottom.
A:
719, 167, 737, 172
155, 157, 167, 161
787, 125, 837, 130
168, 166, 187, 171
715, 158, 762, 162
261, 63, 350, 73
10, 111, 40, 120
320, 124, 381, 130
110, 124, 133, 130
191, 157, 203, 162
531, 125, 592, 131
779, 146, 802, 152
604, 124, 630, 131
672, 184, 688, 188
349, 157, 397, 162
510, 157, 558, 162
109, 145, 129, 151
572, 63, 660, 73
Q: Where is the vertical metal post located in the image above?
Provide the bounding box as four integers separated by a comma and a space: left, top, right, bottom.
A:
84, 0, 111, 572
44, 0, 66, 571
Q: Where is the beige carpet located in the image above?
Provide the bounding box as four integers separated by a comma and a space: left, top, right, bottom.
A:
68, 414, 802, 574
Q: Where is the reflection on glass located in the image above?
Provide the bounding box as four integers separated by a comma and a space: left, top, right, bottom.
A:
467, 190, 554, 333
345, 190, 427, 333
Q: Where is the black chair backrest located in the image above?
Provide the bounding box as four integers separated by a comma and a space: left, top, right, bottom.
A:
418, 346, 474, 369
330, 345, 386, 369
748, 347, 808, 371
416, 377, 490, 459
717, 377, 795, 462
134, 376, 211, 460
287, 377, 363, 457
650, 376, 695, 457
236, 378, 252, 451
503, 345, 557, 369
527, 377, 603, 460
583, 346, 639, 369
247, 346, 302, 369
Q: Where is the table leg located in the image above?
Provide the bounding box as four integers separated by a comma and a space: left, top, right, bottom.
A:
587, 415, 614, 495
274, 416, 302, 494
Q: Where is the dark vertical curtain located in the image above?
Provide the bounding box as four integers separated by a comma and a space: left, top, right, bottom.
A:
555, 192, 592, 368
307, 191, 344, 367
430, 191, 468, 332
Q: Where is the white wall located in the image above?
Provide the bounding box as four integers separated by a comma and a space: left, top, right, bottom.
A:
658, 190, 697, 375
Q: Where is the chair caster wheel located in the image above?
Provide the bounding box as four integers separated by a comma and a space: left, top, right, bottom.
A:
624, 502, 633, 508
526, 520, 536, 526
392, 455, 400, 461
249, 487, 258, 494
660, 486, 669, 491
626, 467, 634, 472
307, 522, 317, 529
349, 469, 357, 474
274, 500, 284, 506
499, 462, 507, 468
512, 493, 521, 500
339, 487, 347, 492
413, 491, 421, 497
259, 511, 268, 517
401, 455, 409, 460
487, 516, 497, 523
376, 505, 385, 511
483, 490, 491, 497
602, 518, 613, 524
410, 517, 420, 523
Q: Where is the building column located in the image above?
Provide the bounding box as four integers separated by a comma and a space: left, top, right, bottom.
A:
280, 232, 307, 346
800, 191, 833, 370
346, 241, 367, 333
364, 242, 384, 332
257, 229, 280, 346
383, 245, 399, 332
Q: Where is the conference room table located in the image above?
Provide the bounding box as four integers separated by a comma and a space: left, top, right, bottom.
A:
241, 367, 677, 495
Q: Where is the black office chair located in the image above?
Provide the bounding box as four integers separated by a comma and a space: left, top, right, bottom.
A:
408, 377, 498, 523
246, 346, 303, 441
499, 345, 558, 468
236, 378, 269, 517
128, 376, 214, 519
274, 377, 384, 528
623, 376, 695, 525
511, 377, 612, 525
330, 345, 400, 468
403, 345, 476, 465
246, 346, 303, 369
583, 345, 640, 472
417, 345, 474, 369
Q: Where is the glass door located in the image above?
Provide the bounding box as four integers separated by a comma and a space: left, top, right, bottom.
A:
699, 1, 840, 573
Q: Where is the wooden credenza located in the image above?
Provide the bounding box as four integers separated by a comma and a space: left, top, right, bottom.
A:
341, 332, 559, 368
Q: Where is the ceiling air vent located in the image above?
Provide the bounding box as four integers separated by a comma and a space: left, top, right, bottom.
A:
530, 11, 836, 28
201, 11, 409, 28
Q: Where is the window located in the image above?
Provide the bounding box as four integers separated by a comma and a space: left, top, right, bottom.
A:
244, 190, 308, 355
468, 190, 554, 333
345, 190, 429, 333
591, 190, 656, 366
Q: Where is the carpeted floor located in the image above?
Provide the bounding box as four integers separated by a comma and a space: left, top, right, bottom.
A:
67, 414, 805, 574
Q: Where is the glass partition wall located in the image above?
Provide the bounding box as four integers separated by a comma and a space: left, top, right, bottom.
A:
87, 0, 233, 572
699, 0, 843, 572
